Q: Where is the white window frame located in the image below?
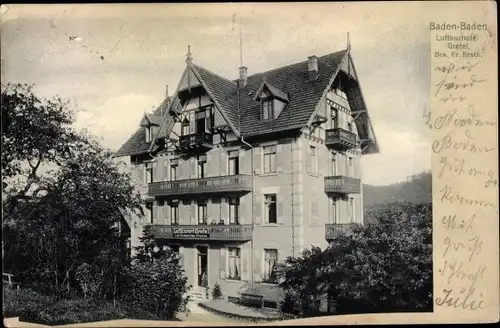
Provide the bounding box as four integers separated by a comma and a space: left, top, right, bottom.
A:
227, 247, 241, 280
264, 194, 277, 224
263, 145, 276, 174
170, 203, 179, 225
262, 99, 274, 120
262, 249, 278, 283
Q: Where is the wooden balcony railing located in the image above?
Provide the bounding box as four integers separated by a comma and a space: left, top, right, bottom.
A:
148, 174, 253, 196
325, 128, 357, 150
148, 224, 253, 241
325, 223, 355, 240
179, 133, 213, 149
324, 176, 361, 194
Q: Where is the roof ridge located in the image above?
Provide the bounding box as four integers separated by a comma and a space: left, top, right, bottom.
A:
192, 64, 237, 85
245, 49, 349, 80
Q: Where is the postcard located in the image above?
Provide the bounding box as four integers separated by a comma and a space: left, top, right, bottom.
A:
1, 2, 498, 326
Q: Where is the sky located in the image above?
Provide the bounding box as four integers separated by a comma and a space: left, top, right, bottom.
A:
1, 3, 432, 186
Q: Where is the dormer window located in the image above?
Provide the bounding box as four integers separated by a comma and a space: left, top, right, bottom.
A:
145, 126, 154, 143
254, 81, 289, 121
262, 98, 274, 120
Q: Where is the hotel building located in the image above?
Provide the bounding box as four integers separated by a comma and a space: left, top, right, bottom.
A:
114, 45, 378, 305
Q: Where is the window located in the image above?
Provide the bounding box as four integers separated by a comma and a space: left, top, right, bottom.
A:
331, 154, 337, 175
170, 203, 179, 225
228, 151, 239, 175
198, 201, 207, 225
146, 202, 154, 224
145, 162, 154, 183
145, 126, 154, 142
307, 146, 317, 174
227, 248, 241, 280
262, 99, 274, 120
197, 156, 206, 179
229, 197, 240, 225
330, 107, 337, 128
263, 249, 278, 283
348, 157, 353, 176
182, 121, 190, 136
331, 200, 337, 223
264, 194, 277, 224
263, 145, 276, 173
348, 198, 354, 222
170, 164, 178, 181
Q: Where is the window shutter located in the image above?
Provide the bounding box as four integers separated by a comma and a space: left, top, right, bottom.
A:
220, 151, 228, 176
164, 159, 170, 181
306, 147, 312, 173
219, 248, 226, 279
165, 204, 170, 225
319, 149, 327, 176
241, 247, 249, 281
212, 150, 220, 176
276, 144, 283, 173
254, 147, 262, 174
254, 249, 261, 282
277, 194, 283, 224
254, 194, 262, 224
239, 150, 250, 175
190, 201, 196, 224
189, 112, 195, 134
152, 202, 158, 224
205, 108, 211, 133
221, 197, 228, 223
239, 196, 246, 224
152, 161, 158, 183
190, 158, 196, 178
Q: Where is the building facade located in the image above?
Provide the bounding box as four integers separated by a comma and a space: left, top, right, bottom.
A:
114, 45, 378, 305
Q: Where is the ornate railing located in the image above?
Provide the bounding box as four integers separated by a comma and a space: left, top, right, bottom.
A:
149, 174, 253, 196
324, 176, 361, 194
325, 128, 357, 150
179, 133, 213, 149
325, 223, 355, 240
148, 224, 253, 241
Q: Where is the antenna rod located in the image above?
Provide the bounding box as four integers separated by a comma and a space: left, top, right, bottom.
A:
240, 15, 243, 67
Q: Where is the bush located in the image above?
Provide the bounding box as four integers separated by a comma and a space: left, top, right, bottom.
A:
211, 283, 223, 300
3, 287, 54, 319
280, 292, 300, 315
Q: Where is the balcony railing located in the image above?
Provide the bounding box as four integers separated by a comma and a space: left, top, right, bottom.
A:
179, 133, 213, 149
325, 128, 357, 150
148, 174, 253, 196
325, 223, 355, 240
148, 224, 253, 242
324, 176, 361, 194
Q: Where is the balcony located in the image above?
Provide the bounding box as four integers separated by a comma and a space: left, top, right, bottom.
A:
325, 223, 355, 240
148, 224, 253, 242
324, 176, 361, 194
178, 133, 213, 150
148, 174, 253, 196
325, 128, 357, 150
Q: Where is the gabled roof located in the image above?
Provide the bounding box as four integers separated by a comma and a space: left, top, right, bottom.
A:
238, 50, 348, 137
114, 97, 174, 157
254, 81, 289, 102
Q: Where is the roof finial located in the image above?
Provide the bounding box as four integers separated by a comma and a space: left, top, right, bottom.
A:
186, 45, 193, 64
347, 32, 351, 50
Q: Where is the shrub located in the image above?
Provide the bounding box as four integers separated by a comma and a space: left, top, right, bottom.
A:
3, 287, 54, 319
211, 283, 223, 300
280, 292, 300, 316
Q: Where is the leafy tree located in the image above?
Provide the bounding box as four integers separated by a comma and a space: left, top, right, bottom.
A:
277, 202, 432, 316
2, 83, 142, 301
119, 227, 191, 320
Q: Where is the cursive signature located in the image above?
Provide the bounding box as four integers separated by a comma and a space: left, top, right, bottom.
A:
435, 287, 488, 310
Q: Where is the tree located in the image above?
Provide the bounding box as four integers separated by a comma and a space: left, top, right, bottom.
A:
2, 83, 142, 300
277, 202, 432, 316
1, 83, 89, 218
119, 227, 191, 320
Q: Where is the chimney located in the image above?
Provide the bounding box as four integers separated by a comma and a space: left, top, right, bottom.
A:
239, 66, 248, 88
165, 85, 169, 98
308, 55, 319, 81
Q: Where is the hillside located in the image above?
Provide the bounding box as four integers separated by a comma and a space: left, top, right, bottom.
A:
363, 171, 432, 207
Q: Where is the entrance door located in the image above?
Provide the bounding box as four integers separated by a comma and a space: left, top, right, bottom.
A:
196, 246, 208, 287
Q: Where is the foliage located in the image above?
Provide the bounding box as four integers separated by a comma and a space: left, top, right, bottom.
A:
212, 283, 223, 300
3, 287, 156, 325
277, 202, 432, 316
